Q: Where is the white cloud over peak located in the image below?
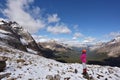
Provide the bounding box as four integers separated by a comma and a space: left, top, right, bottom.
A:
73, 32, 83, 40
2, 0, 45, 33
48, 14, 60, 23
103, 31, 120, 42
64, 40, 81, 45
47, 23, 71, 34
83, 37, 96, 43
32, 35, 50, 42
108, 32, 120, 38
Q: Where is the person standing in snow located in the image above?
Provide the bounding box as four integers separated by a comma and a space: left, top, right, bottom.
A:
80, 49, 87, 75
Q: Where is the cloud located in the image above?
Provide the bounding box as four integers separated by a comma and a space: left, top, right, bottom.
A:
83, 37, 96, 43
32, 35, 50, 42
64, 40, 80, 45
59, 39, 88, 47
0, 18, 8, 21
103, 32, 120, 42
2, 0, 45, 33
108, 32, 120, 38
48, 14, 60, 23
73, 25, 79, 31
47, 23, 71, 34
32, 35, 82, 47
73, 32, 83, 40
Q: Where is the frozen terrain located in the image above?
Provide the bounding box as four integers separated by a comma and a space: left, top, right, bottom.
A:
0, 44, 120, 80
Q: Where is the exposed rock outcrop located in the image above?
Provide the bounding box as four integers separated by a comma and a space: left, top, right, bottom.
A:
0, 20, 43, 55
0, 56, 8, 72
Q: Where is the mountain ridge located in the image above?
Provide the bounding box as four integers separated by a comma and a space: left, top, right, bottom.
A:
0, 20, 44, 55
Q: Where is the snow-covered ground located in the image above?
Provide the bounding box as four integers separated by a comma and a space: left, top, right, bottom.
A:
0, 44, 120, 80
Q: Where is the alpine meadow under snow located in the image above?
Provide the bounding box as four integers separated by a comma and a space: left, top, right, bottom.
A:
0, 44, 120, 80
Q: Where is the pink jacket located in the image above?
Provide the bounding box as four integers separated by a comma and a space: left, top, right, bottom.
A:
80, 53, 87, 63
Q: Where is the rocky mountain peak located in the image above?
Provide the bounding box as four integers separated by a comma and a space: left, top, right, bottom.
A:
0, 20, 43, 55
108, 36, 120, 45
114, 35, 120, 41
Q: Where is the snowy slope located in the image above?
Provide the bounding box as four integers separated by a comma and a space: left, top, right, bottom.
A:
0, 29, 12, 39
0, 44, 120, 80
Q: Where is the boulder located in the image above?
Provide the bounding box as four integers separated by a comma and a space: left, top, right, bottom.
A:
0, 56, 7, 72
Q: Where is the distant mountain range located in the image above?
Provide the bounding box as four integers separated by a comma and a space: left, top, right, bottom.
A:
94, 36, 120, 57
38, 40, 72, 52
35, 35, 120, 67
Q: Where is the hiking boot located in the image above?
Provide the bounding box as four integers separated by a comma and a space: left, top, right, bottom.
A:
82, 68, 87, 75
82, 72, 87, 75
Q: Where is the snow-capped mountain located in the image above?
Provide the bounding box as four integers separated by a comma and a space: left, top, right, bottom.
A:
0, 20, 43, 55
95, 36, 120, 57
110, 36, 120, 44
70, 35, 120, 58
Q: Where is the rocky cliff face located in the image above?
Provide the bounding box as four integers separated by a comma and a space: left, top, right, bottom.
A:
0, 20, 43, 55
